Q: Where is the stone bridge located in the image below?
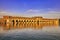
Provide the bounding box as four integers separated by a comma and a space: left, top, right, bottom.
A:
2, 16, 59, 26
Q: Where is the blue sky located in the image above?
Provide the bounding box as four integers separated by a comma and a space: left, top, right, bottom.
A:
0, 0, 60, 18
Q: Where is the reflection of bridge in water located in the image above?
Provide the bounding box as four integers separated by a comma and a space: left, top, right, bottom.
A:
2, 23, 59, 30
0, 16, 60, 30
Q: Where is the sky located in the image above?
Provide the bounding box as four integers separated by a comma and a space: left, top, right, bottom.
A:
0, 0, 60, 18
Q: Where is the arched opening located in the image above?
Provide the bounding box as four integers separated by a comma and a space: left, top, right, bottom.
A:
29, 20, 31, 22
19, 20, 20, 22
16, 20, 18, 22
21, 20, 23, 22
0, 22, 1, 24
24, 20, 25, 22
37, 20, 39, 25
32, 20, 33, 22
0, 22, 2, 25
59, 19, 60, 26
12, 20, 15, 25
4, 20, 7, 24
27, 20, 28, 22
16, 20, 18, 25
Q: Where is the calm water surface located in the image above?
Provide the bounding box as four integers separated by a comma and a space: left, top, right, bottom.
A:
0, 26, 60, 40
